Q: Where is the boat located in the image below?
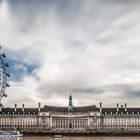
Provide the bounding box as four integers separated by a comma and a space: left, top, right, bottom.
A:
0, 131, 23, 137
50, 135, 63, 139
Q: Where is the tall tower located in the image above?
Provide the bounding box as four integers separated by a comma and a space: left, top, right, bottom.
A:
68, 94, 73, 111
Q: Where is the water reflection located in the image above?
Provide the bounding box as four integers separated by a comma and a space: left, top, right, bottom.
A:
0, 137, 140, 140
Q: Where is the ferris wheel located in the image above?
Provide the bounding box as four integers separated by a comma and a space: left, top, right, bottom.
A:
0, 46, 10, 106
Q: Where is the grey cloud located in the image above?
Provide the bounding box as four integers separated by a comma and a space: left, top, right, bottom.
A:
113, 83, 140, 99
1, 0, 140, 107
37, 84, 106, 95
100, 83, 140, 100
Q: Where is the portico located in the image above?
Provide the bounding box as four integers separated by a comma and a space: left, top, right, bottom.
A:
38, 95, 101, 132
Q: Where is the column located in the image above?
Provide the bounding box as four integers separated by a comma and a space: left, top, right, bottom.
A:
60, 119, 61, 129
65, 119, 66, 129
54, 119, 56, 128
88, 117, 90, 126
50, 117, 52, 128
56, 119, 57, 128
74, 119, 75, 130
78, 119, 79, 129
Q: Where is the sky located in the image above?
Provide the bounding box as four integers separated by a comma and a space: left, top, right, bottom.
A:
0, 0, 140, 108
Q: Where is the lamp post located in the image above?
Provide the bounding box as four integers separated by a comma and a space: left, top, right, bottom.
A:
0, 46, 10, 107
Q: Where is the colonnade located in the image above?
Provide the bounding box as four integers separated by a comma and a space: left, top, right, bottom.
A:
51, 118, 88, 130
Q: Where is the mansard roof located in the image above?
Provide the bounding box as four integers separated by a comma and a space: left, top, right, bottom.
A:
42, 105, 99, 113
103, 108, 140, 113
1, 105, 140, 115
0, 108, 38, 115
102, 108, 140, 116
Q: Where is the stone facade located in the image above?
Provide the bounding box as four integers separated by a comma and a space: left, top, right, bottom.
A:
0, 96, 140, 132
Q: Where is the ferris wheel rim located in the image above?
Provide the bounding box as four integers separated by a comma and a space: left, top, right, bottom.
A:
0, 47, 10, 105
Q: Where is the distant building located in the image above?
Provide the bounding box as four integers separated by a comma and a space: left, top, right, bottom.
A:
0, 95, 140, 132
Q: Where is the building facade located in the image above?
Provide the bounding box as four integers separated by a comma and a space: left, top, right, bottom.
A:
0, 95, 140, 132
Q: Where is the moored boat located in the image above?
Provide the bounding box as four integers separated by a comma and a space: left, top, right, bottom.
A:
50, 135, 63, 139
0, 131, 23, 137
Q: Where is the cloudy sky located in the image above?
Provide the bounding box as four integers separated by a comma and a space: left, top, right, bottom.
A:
0, 0, 140, 108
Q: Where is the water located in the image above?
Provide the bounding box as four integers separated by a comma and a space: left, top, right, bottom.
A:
0, 137, 140, 140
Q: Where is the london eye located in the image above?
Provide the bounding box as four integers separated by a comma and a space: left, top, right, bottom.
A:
0, 46, 10, 106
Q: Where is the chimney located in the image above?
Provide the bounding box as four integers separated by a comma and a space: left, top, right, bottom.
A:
100, 102, 102, 115
117, 103, 119, 112
22, 104, 24, 112
38, 102, 41, 112
125, 103, 127, 112
15, 104, 17, 112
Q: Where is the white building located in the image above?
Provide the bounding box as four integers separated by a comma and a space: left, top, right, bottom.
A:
0, 95, 140, 132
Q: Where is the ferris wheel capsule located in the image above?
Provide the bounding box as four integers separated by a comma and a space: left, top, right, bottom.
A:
3, 93, 7, 97
7, 73, 10, 77
5, 63, 9, 67
2, 53, 6, 57
6, 83, 10, 87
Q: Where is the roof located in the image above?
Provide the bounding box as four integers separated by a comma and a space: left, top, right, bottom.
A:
102, 108, 140, 116
41, 105, 100, 113
103, 108, 140, 113
1, 106, 140, 116
0, 108, 38, 115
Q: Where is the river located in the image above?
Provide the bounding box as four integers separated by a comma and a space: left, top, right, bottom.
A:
0, 137, 140, 140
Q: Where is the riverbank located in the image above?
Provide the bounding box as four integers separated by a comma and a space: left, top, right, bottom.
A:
23, 132, 140, 136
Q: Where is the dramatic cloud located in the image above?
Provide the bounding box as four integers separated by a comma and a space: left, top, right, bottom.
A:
0, 0, 140, 107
